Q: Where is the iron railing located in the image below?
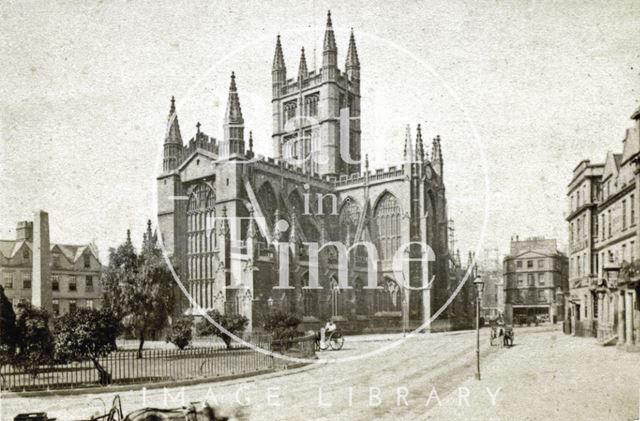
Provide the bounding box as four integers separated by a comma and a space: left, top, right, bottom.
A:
0, 334, 314, 392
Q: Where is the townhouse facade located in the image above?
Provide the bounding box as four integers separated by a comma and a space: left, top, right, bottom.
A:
503, 236, 568, 324
0, 211, 102, 316
566, 106, 640, 351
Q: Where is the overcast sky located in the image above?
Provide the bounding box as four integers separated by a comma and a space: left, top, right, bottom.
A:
1, 0, 639, 262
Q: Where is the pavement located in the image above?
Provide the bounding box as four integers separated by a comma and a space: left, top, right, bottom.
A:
2, 326, 638, 420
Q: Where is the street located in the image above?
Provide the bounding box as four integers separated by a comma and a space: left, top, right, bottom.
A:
2, 327, 639, 420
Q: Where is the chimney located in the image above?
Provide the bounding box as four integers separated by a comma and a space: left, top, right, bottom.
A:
16, 221, 33, 241
32, 210, 52, 312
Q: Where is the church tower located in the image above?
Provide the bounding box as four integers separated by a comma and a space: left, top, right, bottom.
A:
271, 11, 361, 177
157, 96, 186, 273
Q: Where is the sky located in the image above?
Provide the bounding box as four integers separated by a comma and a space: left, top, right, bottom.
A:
1, 0, 639, 262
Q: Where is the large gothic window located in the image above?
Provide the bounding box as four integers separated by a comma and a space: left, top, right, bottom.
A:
288, 190, 318, 242
373, 193, 402, 261
339, 199, 361, 244
187, 183, 215, 284
257, 182, 278, 226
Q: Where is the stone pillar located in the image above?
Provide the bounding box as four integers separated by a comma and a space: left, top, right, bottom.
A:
32, 210, 51, 312
626, 291, 634, 346
618, 290, 626, 343
596, 295, 603, 340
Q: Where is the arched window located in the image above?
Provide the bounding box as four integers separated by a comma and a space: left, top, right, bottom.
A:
339, 199, 360, 244
373, 193, 402, 260
257, 182, 278, 225
187, 183, 216, 291
289, 190, 319, 242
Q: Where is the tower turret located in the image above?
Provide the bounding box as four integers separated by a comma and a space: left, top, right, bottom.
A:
272, 35, 286, 97
221, 72, 245, 158
345, 28, 360, 82
163, 96, 183, 172
321, 11, 338, 81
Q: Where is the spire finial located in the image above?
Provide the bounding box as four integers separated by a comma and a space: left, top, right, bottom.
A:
165, 95, 183, 146
249, 130, 253, 151
196, 121, 201, 133
323, 10, 337, 52
273, 34, 286, 72
126, 229, 131, 245
224, 72, 244, 124
365, 154, 369, 171
346, 27, 360, 70
298, 46, 308, 79
229, 71, 237, 92
403, 124, 414, 162
415, 123, 425, 162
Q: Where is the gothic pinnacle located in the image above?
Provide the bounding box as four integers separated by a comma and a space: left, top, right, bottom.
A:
298, 47, 308, 79
403, 124, 414, 162
415, 123, 425, 162
165, 95, 182, 145
346, 28, 360, 68
323, 10, 337, 52
272, 34, 286, 71
224, 72, 244, 124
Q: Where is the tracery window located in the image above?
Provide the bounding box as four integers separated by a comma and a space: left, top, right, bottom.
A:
187, 183, 215, 283
339, 199, 361, 244
373, 193, 402, 260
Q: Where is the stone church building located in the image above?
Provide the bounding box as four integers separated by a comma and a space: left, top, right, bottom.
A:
157, 12, 468, 332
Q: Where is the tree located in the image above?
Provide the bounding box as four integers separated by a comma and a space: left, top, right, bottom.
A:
13, 302, 54, 377
196, 310, 249, 349
262, 310, 302, 351
53, 308, 119, 385
167, 317, 193, 350
102, 223, 175, 358
0, 285, 17, 369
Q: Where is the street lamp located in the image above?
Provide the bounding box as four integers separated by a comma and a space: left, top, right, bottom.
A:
473, 276, 485, 380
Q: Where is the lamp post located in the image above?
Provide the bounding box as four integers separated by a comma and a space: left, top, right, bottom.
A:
473, 276, 485, 380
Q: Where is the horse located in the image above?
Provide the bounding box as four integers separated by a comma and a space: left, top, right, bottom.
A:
503, 326, 514, 347
496, 326, 505, 349
122, 402, 246, 421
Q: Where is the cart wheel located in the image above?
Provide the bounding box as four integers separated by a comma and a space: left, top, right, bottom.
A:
329, 334, 344, 350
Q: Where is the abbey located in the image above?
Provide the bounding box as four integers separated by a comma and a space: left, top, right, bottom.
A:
157, 12, 464, 332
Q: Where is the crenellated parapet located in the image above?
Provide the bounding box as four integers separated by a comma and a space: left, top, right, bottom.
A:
179, 128, 218, 165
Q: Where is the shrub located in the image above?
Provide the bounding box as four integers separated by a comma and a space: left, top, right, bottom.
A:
0, 285, 16, 368
196, 310, 249, 349
262, 310, 302, 351
167, 317, 193, 350
13, 302, 54, 377
53, 307, 120, 385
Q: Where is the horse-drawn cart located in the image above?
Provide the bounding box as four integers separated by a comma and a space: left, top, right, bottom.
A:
489, 323, 514, 347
